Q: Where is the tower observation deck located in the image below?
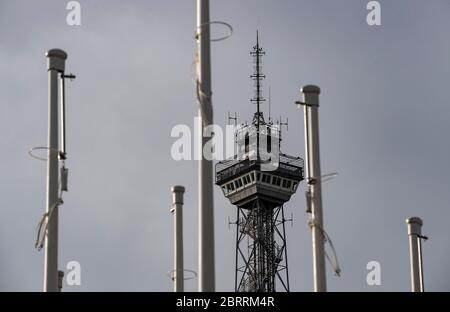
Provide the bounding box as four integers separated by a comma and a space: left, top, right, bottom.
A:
215, 32, 304, 292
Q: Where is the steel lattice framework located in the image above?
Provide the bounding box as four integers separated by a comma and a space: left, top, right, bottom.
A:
235, 200, 290, 292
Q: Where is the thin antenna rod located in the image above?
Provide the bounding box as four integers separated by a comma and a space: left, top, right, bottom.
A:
59, 73, 75, 159
256, 31, 260, 120
256, 31, 260, 161
250, 30, 266, 160
228, 111, 238, 126
60, 75, 66, 158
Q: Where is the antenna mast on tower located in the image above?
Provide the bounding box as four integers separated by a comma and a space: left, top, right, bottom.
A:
215, 33, 304, 292
250, 31, 266, 160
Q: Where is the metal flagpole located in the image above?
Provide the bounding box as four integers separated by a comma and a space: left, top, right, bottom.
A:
406, 217, 426, 292
171, 186, 185, 292
44, 49, 67, 292
298, 85, 327, 292
196, 0, 215, 292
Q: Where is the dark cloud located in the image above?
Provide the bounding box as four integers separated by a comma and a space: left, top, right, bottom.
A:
1, 0, 449, 291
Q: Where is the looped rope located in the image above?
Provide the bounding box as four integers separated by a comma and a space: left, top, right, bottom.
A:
193, 20, 232, 125
33, 158, 69, 251
196, 79, 213, 126
193, 49, 213, 126
308, 218, 342, 277
307, 172, 338, 185
35, 197, 63, 250
195, 21, 233, 42
29, 146, 61, 161
166, 269, 197, 281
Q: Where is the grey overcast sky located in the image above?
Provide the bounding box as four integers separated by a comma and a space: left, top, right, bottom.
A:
1, 0, 450, 291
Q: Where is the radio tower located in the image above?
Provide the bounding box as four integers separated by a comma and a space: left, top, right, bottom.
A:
215, 32, 304, 292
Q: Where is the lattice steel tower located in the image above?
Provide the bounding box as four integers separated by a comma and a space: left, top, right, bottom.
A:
215, 33, 304, 292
